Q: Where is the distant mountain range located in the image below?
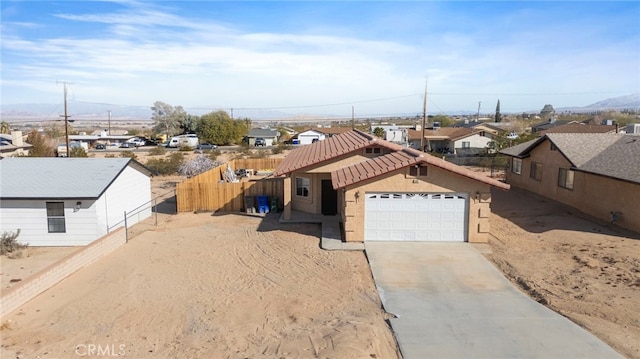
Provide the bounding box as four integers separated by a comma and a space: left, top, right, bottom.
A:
2, 93, 638, 123
557, 93, 640, 113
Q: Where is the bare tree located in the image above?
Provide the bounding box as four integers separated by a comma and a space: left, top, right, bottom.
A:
151, 101, 185, 137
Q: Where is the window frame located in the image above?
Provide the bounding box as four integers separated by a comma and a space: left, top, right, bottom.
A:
46, 202, 66, 233
409, 165, 428, 177
295, 177, 310, 197
530, 162, 543, 181
461, 141, 471, 149
511, 158, 522, 175
558, 168, 574, 190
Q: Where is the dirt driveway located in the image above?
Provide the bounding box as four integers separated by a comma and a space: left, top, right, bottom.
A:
487, 187, 640, 359
1, 212, 399, 358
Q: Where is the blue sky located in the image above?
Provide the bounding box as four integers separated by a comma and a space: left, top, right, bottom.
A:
1, 1, 639, 118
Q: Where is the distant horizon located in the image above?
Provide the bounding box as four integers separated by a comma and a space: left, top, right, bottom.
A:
3, 92, 639, 125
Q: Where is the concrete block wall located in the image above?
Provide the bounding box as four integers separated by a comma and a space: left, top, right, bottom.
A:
0, 228, 126, 319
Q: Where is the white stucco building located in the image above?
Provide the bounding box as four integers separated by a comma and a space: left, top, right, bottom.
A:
0, 158, 152, 246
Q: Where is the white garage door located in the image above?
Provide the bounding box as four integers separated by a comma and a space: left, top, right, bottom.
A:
364, 192, 467, 242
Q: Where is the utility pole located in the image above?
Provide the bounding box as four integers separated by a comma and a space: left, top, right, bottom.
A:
351, 106, 355, 129
58, 82, 71, 156
230, 108, 234, 120
420, 78, 428, 152
477, 101, 482, 122
107, 110, 112, 136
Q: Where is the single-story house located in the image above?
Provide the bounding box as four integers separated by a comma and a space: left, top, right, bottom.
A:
539, 124, 618, 135
408, 127, 494, 155
0, 157, 153, 246
273, 130, 510, 243
0, 131, 32, 158
295, 127, 352, 145
246, 129, 279, 146
500, 133, 640, 233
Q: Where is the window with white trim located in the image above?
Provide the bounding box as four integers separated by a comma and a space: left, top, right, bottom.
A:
46, 202, 66, 233
462, 141, 470, 148
558, 168, 574, 190
296, 177, 310, 197
512, 158, 522, 174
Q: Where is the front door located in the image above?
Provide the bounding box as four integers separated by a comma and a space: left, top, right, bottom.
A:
321, 180, 338, 215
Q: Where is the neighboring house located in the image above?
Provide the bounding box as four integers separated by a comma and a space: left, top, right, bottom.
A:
500, 133, 640, 233
246, 129, 279, 146
296, 129, 327, 145
407, 127, 493, 155
530, 119, 575, 133
0, 131, 32, 158
539, 124, 618, 135
295, 127, 352, 145
0, 158, 153, 246
273, 129, 509, 243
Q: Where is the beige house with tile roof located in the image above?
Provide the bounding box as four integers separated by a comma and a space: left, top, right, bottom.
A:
501, 133, 640, 233
273, 130, 509, 243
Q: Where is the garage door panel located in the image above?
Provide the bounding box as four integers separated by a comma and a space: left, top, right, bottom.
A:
365, 192, 467, 242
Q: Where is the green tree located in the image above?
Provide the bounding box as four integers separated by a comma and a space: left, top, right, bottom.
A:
26, 130, 55, 157
495, 99, 502, 123
431, 114, 455, 127
180, 114, 200, 134
373, 127, 385, 138
196, 111, 249, 145
151, 101, 187, 136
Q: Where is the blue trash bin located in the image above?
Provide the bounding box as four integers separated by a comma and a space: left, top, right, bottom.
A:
257, 195, 270, 213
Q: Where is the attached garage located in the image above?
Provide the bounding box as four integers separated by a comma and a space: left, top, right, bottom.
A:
364, 192, 468, 242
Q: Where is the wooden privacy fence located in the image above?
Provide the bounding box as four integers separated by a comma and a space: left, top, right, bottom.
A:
176, 158, 285, 213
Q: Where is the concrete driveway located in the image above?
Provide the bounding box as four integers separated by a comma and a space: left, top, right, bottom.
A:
365, 242, 622, 359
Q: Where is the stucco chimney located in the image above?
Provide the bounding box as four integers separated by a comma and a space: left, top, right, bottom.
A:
11, 131, 23, 147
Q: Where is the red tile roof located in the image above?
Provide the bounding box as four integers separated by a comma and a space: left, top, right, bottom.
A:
274, 129, 510, 190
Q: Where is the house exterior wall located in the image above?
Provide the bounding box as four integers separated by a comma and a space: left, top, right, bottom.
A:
340, 165, 493, 243
0, 199, 100, 246
453, 134, 492, 155
504, 139, 640, 233
100, 166, 152, 233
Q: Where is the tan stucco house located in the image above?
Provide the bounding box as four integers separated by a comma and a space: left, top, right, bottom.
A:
500, 133, 640, 233
273, 130, 510, 243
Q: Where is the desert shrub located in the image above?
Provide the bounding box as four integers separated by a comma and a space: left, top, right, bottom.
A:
251, 149, 268, 158
145, 152, 184, 175
120, 151, 137, 160
1, 230, 27, 256
178, 145, 193, 152
148, 146, 166, 156
69, 147, 88, 157
207, 149, 221, 162
272, 143, 290, 155
178, 154, 222, 177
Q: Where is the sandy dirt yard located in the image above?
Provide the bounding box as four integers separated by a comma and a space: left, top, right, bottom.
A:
1, 210, 399, 358
487, 187, 640, 359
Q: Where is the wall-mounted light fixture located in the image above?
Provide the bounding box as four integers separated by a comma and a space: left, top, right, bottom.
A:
354, 191, 360, 203
475, 191, 480, 201
75, 201, 82, 212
